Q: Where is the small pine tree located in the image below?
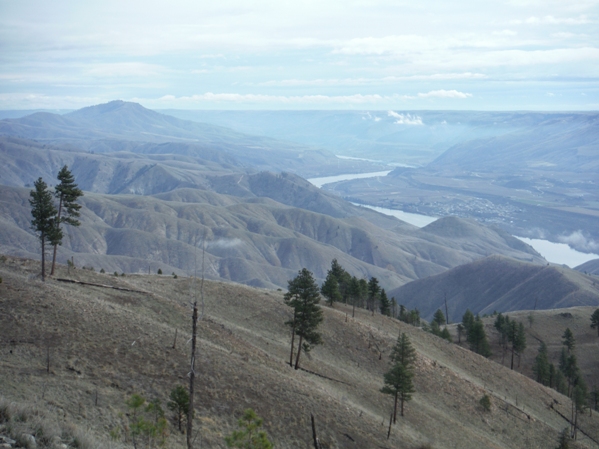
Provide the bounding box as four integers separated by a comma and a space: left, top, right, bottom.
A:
225, 409, 273, 449
440, 327, 452, 343
462, 309, 475, 335
379, 289, 391, 316
167, 385, 189, 433
468, 315, 491, 357
320, 269, 341, 307
157, 268, 162, 275
100, 268, 105, 273
555, 428, 569, 449
433, 309, 446, 327
479, 394, 491, 412
562, 328, 575, 353
367, 277, 380, 314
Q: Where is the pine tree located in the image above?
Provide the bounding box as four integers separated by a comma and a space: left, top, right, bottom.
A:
320, 269, 342, 307
284, 268, 324, 370
390, 332, 417, 367
555, 428, 570, 449
462, 309, 475, 335
562, 328, 575, 353
329, 259, 351, 303
29, 178, 59, 281
467, 316, 491, 357
50, 166, 83, 276
440, 327, 452, 342
572, 379, 588, 440
367, 277, 380, 314
532, 342, 550, 385
383, 333, 416, 422
167, 385, 190, 433
379, 289, 391, 316
225, 409, 273, 449
433, 309, 446, 327
591, 309, 599, 337
507, 321, 526, 370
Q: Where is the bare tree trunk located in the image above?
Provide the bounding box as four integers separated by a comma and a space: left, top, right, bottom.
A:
352, 303, 355, 318
289, 311, 296, 367
187, 302, 198, 449
172, 329, 178, 349
387, 413, 393, 439
294, 335, 303, 370
393, 392, 398, 423
510, 348, 515, 370
444, 292, 449, 324
41, 233, 46, 281
50, 196, 63, 276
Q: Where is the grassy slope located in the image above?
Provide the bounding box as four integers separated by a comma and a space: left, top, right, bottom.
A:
1, 255, 598, 448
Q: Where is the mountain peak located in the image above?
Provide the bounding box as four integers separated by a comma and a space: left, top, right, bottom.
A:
66, 100, 152, 120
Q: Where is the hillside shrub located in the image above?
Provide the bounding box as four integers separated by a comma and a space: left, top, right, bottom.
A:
157, 268, 162, 275
100, 268, 105, 273
479, 394, 491, 412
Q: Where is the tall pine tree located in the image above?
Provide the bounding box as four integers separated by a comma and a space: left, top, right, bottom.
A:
51, 166, 83, 275
532, 341, 550, 385
383, 333, 416, 422
284, 268, 324, 370
30, 178, 59, 281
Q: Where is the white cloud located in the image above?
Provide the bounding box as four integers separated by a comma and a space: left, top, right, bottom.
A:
207, 238, 244, 249
153, 93, 391, 104
557, 231, 599, 252
511, 15, 592, 25
417, 90, 473, 99
387, 111, 423, 125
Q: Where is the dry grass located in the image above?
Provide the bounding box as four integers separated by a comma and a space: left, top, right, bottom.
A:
1, 254, 598, 448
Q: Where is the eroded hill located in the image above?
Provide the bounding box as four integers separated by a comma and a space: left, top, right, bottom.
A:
2, 255, 599, 448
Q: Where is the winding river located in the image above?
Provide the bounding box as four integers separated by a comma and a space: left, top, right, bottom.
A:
308, 171, 599, 268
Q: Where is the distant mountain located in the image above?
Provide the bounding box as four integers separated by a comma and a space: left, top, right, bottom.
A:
388, 255, 599, 321
0, 101, 384, 177
428, 113, 599, 173
0, 185, 544, 290
0, 136, 240, 194
576, 259, 599, 275
160, 110, 599, 168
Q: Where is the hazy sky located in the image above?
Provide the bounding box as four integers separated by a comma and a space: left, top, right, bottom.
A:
1, 0, 597, 110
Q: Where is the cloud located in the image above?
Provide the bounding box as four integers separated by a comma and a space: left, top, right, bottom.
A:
154, 93, 394, 105
511, 15, 592, 25
417, 90, 473, 99
207, 238, 244, 249
387, 111, 423, 125
557, 231, 599, 253
257, 73, 487, 87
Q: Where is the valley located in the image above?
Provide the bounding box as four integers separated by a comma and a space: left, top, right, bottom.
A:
1, 102, 599, 448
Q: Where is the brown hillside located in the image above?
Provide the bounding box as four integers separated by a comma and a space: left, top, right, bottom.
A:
0, 185, 544, 290
389, 255, 599, 321
1, 254, 598, 448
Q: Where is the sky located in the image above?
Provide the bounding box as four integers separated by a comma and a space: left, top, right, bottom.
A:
0, 0, 598, 110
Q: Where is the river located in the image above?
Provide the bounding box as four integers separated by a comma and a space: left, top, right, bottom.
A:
308, 171, 599, 268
